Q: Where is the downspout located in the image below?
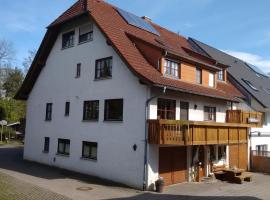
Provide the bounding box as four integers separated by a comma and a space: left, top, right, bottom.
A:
143, 86, 166, 191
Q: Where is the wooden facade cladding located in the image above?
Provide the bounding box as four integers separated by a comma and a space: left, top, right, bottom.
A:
226, 110, 263, 128
148, 119, 250, 146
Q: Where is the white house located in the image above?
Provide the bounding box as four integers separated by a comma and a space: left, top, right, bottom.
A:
16, 0, 260, 190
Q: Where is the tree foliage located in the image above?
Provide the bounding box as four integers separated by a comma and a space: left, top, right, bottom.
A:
3, 68, 24, 98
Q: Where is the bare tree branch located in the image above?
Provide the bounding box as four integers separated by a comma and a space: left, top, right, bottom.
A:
0, 39, 15, 66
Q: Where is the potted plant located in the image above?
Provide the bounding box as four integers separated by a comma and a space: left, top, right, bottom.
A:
155, 177, 165, 193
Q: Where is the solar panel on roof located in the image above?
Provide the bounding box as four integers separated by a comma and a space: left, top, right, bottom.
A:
246, 63, 269, 77
117, 8, 160, 36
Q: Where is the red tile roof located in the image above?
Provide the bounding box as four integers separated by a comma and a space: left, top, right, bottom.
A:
15, 0, 244, 101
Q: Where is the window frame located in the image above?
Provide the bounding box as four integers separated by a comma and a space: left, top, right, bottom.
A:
43, 137, 50, 153
45, 103, 53, 121
62, 30, 75, 49
76, 63, 81, 78
196, 67, 202, 84
104, 99, 124, 122
157, 98, 176, 120
209, 72, 215, 87
95, 57, 113, 80
83, 100, 99, 121
65, 102, 70, 116
79, 24, 93, 44
217, 70, 224, 81
204, 106, 216, 121
163, 59, 180, 78
57, 139, 70, 156
82, 141, 98, 161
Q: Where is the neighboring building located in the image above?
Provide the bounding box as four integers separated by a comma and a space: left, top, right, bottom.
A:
189, 38, 270, 153
15, 0, 261, 189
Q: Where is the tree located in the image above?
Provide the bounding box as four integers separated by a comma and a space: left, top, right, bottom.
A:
3, 68, 24, 98
22, 50, 36, 75
0, 39, 15, 67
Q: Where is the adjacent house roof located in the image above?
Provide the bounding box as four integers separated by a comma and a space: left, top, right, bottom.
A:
15, 0, 243, 102
189, 38, 270, 109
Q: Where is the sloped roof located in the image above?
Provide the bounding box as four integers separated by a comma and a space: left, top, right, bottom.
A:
15, 0, 243, 102
189, 38, 270, 108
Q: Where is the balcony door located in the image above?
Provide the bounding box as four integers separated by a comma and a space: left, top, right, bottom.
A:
180, 101, 189, 120
157, 98, 176, 120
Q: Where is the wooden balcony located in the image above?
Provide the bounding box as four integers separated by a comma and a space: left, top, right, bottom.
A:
226, 110, 263, 128
148, 119, 251, 146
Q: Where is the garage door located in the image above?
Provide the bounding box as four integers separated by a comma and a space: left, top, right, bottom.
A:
159, 147, 187, 186
229, 144, 248, 170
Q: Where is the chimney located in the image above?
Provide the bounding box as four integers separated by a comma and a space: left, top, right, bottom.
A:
83, 0, 88, 11
141, 16, 152, 22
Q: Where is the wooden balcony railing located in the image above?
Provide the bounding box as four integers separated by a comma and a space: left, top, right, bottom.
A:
148, 119, 251, 146
226, 110, 263, 127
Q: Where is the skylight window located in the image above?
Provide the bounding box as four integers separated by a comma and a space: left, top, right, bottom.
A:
117, 8, 160, 36
242, 79, 258, 91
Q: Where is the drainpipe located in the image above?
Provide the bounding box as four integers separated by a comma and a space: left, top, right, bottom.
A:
143, 86, 166, 191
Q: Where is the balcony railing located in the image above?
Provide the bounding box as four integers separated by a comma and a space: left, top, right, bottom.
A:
226, 110, 263, 127
148, 119, 251, 146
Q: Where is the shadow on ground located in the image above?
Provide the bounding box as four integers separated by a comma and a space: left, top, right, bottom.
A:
0, 146, 130, 189
105, 193, 261, 200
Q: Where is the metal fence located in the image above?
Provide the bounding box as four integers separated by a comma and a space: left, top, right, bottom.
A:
252, 150, 270, 157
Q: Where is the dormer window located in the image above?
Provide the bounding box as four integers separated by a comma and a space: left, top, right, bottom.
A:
163, 59, 179, 78
79, 24, 93, 44
209, 72, 215, 87
218, 70, 224, 81
62, 31, 75, 49
242, 79, 258, 91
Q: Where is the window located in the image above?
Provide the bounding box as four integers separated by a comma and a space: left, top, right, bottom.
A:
65, 102, 70, 116
209, 72, 215, 87
218, 145, 226, 160
79, 24, 93, 43
57, 139, 70, 155
45, 103, 53, 121
163, 59, 179, 78
62, 31, 75, 49
95, 57, 112, 79
196, 68, 202, 84
104, 99, 123, 121
242, 79, 259, 91
204, 106, 216, 121
82, 141, 97, 160
180, 101, 189, 120
218, 70, 224, 81
256, 145, 268, 156
43, 137, 50, 153
83, 101, 99, 121
157, 98, 176, 120
76, 63, 81, 78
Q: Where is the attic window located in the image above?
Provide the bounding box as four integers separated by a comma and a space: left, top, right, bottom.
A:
79, 24, 93, 44
242, 79, 258, 91
62, 31, 75, 49
163, 59, 179, 78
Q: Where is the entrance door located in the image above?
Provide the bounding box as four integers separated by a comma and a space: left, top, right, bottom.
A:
159, 147, 187, 186
198, 146, 205, 178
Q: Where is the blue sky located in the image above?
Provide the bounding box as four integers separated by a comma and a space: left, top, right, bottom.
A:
1, 0, 270, 72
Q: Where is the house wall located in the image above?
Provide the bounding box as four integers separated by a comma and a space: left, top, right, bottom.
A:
147, 89, 230, 186
24, 19, 148, 189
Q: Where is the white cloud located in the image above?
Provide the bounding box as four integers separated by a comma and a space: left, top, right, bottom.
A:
224, 50, 270, 74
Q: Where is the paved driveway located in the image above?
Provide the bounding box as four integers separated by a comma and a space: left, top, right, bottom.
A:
0, 146, 269, 200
